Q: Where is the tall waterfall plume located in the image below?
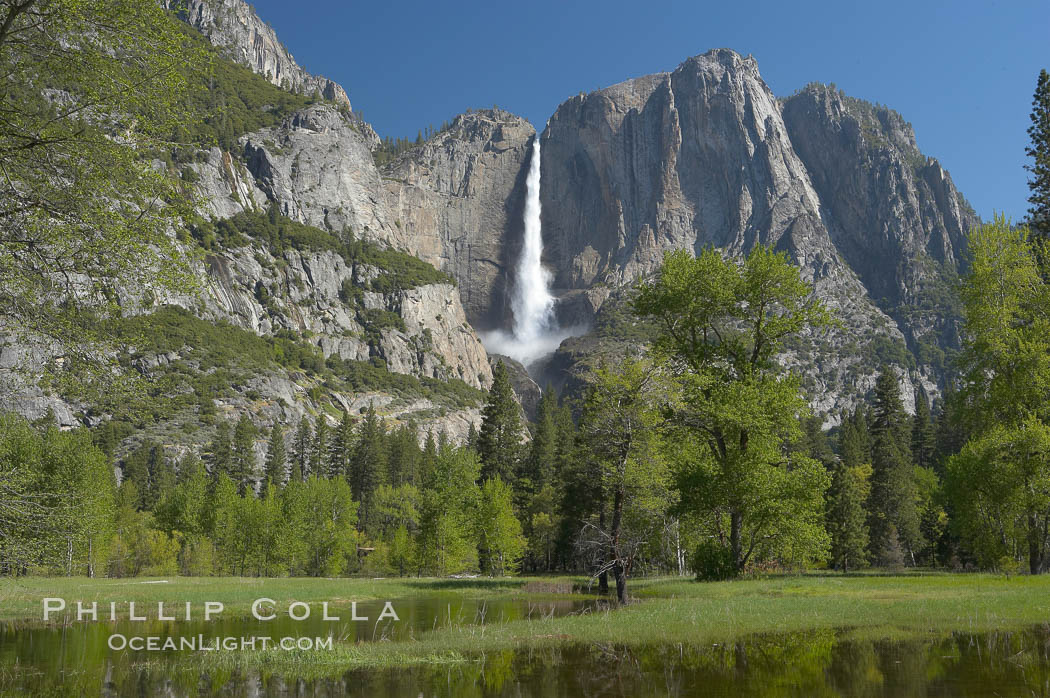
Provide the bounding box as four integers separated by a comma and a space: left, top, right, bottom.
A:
512, 138, 555, 345
481, 136, 575, 369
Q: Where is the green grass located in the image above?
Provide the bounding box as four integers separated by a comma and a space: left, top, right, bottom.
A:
5, 572, 1050, 678
0, 575, 542, 622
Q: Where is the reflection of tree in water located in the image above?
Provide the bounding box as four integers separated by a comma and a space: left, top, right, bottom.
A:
7, 626, 1050, 695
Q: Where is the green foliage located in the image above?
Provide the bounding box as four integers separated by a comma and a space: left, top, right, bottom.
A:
867, 368, 921, 565
947, 217, 1050, 573
0, 0, 207, 389
350, 405, 387, 528
691, 540, 737, 581
264, 424, 286, 486
478, 361, 524, 483
574, 356, 669, 601
0, 415, 117, 576
827, 462, 870, 572
635, 246, 832, 574
231, 414, 258, 494
169, 24, 315, 150
475, 476, 526, 576
1026, 69, 1050, 237
189, 207, 455, 290
417, 448, 480, 575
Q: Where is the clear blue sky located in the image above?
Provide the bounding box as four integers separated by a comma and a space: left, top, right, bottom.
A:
251, 0, 1046, 221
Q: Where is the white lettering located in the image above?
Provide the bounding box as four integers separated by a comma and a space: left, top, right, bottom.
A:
252, 598, 276, 621
378, 602, 399, 622
204, 601, 224, 621
288, 601, 310, 620
76, 601, 97, 621
42, 598, 65, 621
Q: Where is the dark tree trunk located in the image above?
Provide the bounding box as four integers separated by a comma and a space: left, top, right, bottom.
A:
1029, 512, 1044, 574
614, 562, 627, 604
611, 482, 627, 603
730, 510, 743, 573
598, 505, 609, 594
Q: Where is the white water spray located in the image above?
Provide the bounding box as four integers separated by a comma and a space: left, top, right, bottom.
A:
512, 138, 555, 344
482, 137, 577, 368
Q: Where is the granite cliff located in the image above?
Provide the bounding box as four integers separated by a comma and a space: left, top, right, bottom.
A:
3, 3, 983, 452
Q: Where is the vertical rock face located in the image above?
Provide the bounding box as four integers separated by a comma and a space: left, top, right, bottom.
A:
242, 106, 391, 240
542, 50, 849, 293
381, 110, 536, 328
781, 85, 978, 350
168, 0, 351, 108
538, 48, 975, 416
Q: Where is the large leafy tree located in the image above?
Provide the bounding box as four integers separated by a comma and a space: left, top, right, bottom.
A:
474, 476, 525, 576
634, 246, 832, 574
0, 0, 206, 383
946, 217, 1050, 573
417, 447, 479, 575
574, 356, 667, 603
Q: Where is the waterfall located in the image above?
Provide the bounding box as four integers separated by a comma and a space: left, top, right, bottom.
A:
511, 138, 555, 345
481, 136, 576, 369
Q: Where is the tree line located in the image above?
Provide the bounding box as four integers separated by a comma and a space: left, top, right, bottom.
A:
3, 216, 1049, 602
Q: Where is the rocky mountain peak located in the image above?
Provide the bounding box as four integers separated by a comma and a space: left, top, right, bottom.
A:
167, 0, 351, 109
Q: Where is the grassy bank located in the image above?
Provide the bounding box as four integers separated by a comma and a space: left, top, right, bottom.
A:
4, 572, 1050, 677
175, 572, 1050, 676
0, 575, 561, 621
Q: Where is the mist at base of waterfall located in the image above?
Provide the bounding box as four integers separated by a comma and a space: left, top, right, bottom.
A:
482, 136, 588, 375
480, 324, 586, 371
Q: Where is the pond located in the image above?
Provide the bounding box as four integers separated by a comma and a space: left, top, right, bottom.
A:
1, 596, 1048, 696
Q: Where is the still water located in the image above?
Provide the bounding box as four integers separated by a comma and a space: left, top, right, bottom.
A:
1, 596, 1049, 696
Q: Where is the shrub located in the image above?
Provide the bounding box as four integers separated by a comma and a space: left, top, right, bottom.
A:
691, 541, 737, 581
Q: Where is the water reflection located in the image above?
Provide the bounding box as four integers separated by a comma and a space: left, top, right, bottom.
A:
3, 608, 1050, 696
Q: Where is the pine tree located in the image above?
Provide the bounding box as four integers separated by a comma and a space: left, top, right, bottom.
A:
867, 368, 920, 565
1026, 69, 1050, 237
387, 423, 421, 486
351, 404, 387, 530
121, 442, 152, 509
827, 461, 870, 572
231, 415, 258, 495
310, 415, 330, 478
422, 430, 438, 476
477, 361, 524, 483
328, 410, 355, 479
264, 424, 286, 486
291, 419, 312, 481
151, 452, 176, 506
465, 422, 479, 451
839, 407, 872, 470
799, 415, 834, 466
208, 421, 233, 482
523, 388, 558, 491
911, 390, 935, 470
